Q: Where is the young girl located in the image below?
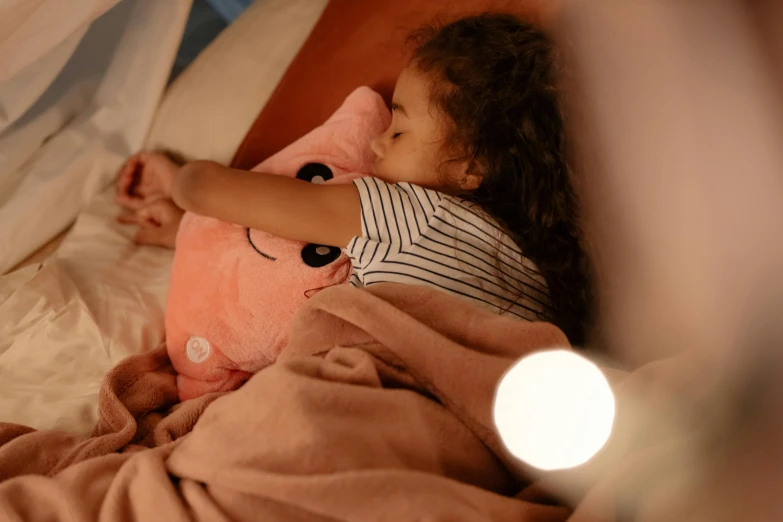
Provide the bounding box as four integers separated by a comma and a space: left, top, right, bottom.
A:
116, 13, 592, 344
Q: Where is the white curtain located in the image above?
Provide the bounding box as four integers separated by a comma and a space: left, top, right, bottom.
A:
0, 0, 192, 273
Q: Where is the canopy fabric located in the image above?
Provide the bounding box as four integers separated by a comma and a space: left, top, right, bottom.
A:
0, 0, 192, 273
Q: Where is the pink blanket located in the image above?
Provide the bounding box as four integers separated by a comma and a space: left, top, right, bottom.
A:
0, 284, 572, 521
0, 284, 742, 522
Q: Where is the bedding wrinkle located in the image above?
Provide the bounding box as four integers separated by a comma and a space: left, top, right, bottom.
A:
0, 189, 171, 433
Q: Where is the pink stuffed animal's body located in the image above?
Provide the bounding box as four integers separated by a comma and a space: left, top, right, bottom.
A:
166, 87, 390, 400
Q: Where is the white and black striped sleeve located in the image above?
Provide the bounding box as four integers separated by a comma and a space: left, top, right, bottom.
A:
352, 177, 441, 248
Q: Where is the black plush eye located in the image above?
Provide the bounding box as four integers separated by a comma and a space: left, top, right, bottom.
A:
301, 244, 341, 267
296, 163, 334, 184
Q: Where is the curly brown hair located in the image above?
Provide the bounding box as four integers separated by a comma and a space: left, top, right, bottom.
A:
409, 13, 593, 345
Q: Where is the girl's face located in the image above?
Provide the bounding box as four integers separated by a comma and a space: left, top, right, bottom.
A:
371, 67, 467, 190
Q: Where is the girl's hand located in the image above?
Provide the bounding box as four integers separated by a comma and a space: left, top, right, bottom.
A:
118, 198, 185, 249
115, 152, 181, 210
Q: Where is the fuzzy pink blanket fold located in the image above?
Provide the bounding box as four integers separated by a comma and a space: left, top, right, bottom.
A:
0, 285, 573, 521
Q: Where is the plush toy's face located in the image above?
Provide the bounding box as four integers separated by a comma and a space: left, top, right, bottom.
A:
166, 162, 356, 401
164, 86, 391, 401
246, 163, 344, 288
246, 228, 344, 279
244, 164, 350, 289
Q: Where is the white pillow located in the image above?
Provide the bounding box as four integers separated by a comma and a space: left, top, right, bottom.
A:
144, 0, 329, 164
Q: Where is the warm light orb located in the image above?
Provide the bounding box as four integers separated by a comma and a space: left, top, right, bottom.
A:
493, 349, 616, 471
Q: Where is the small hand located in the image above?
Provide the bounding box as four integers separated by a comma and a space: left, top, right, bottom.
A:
115, 151, 180, 210
118, 198, 185, 249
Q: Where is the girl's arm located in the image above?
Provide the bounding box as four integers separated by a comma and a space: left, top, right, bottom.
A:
172, 160, 361, 247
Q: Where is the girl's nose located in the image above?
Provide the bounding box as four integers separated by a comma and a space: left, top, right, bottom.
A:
370, 134, 385, 159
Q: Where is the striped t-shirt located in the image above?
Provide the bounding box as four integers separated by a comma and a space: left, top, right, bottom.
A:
344, 177, 553, 322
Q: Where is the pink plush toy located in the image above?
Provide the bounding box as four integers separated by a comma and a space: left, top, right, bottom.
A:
165, 87, 390, 401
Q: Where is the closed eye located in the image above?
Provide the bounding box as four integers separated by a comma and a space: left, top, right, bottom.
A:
246, 228, 277, 261
392, 132, 402, 139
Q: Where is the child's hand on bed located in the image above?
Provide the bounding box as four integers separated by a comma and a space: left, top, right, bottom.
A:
118, 198, 184, 248
115, 151, 180, 210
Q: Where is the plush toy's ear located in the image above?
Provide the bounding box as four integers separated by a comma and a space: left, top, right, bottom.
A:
301, 244, 342, 267
296, 163, 334, 184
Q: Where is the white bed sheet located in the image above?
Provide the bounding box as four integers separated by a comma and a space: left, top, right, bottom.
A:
0, 187, 172, 433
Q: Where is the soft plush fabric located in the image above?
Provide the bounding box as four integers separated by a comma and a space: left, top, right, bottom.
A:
165, 86, 390, 401
0, 283, 574, 522
230, 0, 541, 169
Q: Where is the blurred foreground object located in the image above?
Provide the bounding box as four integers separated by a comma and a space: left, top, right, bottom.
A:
525, 1, 783, 520
494, 350, 616, 471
